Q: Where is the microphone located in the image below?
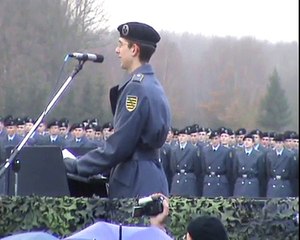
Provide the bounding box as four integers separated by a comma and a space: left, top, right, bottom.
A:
68, 52, 104, 63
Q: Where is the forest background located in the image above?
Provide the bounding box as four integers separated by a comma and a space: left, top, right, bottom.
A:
0, 0, 298, 132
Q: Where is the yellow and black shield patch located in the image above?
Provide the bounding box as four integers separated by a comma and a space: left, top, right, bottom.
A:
126, 95, 138, 112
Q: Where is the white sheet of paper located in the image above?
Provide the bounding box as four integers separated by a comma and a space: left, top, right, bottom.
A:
62, 149, 76, 159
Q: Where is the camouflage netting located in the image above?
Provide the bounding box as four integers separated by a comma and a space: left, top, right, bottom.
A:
0, 196, 298, 239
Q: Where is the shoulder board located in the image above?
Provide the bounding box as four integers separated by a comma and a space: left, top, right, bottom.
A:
131, 73, 144, 83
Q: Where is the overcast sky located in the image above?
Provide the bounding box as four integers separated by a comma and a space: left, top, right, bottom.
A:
103, 0, 298, 43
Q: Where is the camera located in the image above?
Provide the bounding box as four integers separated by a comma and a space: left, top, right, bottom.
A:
132, 195, 164, 217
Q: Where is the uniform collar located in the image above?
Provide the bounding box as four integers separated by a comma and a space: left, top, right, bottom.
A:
118, 63, 154, 90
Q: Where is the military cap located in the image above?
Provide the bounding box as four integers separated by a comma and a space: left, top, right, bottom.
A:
269, 132, 277, 138
102, 122, 113, 129
284, 130, 297, 140
187, 216, 228, 240
16, 117, 26, 126
173, 128, 179, 136
250, 129, 263, 138
219, 127, 229, 135
24, 116, 35, 123
59, 118, 69, 124
90, 118, 98, 126
209, 130, 219, 139
82, 119, 90, 127
243, 133, 254, 141
178, 127, 191, 135
47, 119, 59, 128
274, 133, 285, 142
4, 115, 13, 123
189, 125, 199, 134
192, 123, 199, 130
227, 128, 234, 136
292, 133, 299, 140
58, 120, 68, 128
72, 123, 84, 129
198, 127, 207, 133
235, 128, 247, 135
94, 125, 103, 132
85, 124, 95, 131
261, 132, 269, 138
4, 118, 17, 127
117, 22, 160, 48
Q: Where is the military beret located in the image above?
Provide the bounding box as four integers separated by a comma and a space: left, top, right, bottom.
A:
268, 132, 276, 138
187, 216, 228, 240
227, 128, 234, 135
117, 22, 160, 48
82, 119, 90, 127
85, 124, 95, 131
90, 118, 99, 126
189, 125, 199, 134
59, 118, 69, 124
292, 133, 299, 140
235, 128, 247, 135
102, 122, 113, 129
261, 132, 269, 138
16, 117, 26, 126
219, 127, 229, 135
209, 130, 219, 139
243, 133, 254, 141
173, 128, 179, 136
94, 125, 103, 132
24, 117, 35, 124
47, 119, 59, 128
58, 120, 68, 128
250, 129, 263, 138
72, 123, 84, 129
4, 119, 17, 127
274, 133, 285, 142
284, 130, 297, 140
198, 127, 207, 133
179, 127, 191, 135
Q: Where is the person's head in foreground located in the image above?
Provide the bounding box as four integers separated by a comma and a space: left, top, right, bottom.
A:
185, 215, 229, 240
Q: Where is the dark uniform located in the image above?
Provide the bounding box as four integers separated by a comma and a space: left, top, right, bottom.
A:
233, 148, 265, 197
64, 22, 171, 198
202, 130, 233, 197
37, 120, 65, 148
65, 123, 98, 149
170, 140, 202, 197
266, 134, 296, 197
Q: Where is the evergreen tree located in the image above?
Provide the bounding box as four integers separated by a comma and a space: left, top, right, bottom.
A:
257, 68, 291, 131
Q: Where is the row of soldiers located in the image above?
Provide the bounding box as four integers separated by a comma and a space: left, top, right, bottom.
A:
160, 125, 299, 198
0, 116, 114, 163
0, 116, 299, 198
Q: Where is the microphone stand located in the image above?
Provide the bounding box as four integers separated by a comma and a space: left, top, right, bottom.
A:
0, 60, 85, 195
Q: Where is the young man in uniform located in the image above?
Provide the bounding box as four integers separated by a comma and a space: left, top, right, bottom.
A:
64, 22, 171, 198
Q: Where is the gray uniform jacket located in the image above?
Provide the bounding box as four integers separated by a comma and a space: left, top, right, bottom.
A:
202, 144, 233, 197
266, 148, 297, 197
169, 142, 202, 197
64, 64, 171, 198
233, 148, 265, 197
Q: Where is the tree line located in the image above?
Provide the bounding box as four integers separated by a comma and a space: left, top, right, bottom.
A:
0, 0, 298, 132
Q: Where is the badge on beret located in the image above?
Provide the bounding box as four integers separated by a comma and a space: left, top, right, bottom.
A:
126, 95, 138, 112
122, 24, 129, 36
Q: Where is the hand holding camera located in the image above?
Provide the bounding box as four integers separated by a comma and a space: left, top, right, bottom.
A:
132, 193, 169, 232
